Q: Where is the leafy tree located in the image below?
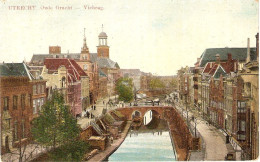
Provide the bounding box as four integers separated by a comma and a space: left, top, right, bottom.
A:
169, 78, 178, 89
116, 77, 134, 102
149, 77, 165, 90
49, 140, 90, 161
31, 91, 90, 160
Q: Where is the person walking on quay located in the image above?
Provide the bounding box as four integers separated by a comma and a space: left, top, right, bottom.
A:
94, 105, 96, 110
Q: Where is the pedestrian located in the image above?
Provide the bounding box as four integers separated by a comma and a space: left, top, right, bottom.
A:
103, 100, 105, 105
94, 105, 96, 110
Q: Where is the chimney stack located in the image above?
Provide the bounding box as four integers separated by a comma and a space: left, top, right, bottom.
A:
246, 38, 251, 63
227, 53, 232, 61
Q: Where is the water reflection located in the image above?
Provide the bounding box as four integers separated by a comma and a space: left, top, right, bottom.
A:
109, 130, 176, 161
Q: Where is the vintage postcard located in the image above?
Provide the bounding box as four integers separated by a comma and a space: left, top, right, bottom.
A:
0, 0, 259, 161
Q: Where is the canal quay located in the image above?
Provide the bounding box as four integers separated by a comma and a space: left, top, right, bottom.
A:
87, 105, 200, 161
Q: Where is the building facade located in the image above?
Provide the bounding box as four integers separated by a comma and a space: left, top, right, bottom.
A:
0, 63, 46, 154
41, 58, 88, 117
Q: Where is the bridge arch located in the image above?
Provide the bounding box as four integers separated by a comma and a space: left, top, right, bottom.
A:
143, 109, 161, 125
131, 110, 142, 120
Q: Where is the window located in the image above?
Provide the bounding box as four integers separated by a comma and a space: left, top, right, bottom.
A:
33, 85, 37, 95
238, 134, 246, 140
3, 97, 9, 110
28, 94, 32, 108
61, 77, 66, 88
33, 100, 37, 114
13, 95, 18, 109
238, 101, 246, 113
41, 85, 45, 94
240, 121, 246, 131
37, 99, 41, 111
22, 120, 25, 138
5, 118, 11, 129
14, 121, 18, 141
21, 94, 26, 110
38, 85, 41, 94
243, 82, 251, 97
41, 98, 45, 107
83, 64, 88, 70
39, 98, 44, 111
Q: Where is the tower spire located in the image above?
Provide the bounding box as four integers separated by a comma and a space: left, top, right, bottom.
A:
83, 28, 87, 50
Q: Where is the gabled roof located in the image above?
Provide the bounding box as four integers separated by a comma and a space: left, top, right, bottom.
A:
199, 48, 256, 67
213, 65, 226, 79
0, 63, 34, 80
44, 58, 87, 83
99, 69, 107, 77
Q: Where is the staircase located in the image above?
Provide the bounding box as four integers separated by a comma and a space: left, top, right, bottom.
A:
90, 121, 104, 135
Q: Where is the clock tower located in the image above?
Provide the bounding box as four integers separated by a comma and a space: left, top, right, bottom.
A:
97, 25, 109, 58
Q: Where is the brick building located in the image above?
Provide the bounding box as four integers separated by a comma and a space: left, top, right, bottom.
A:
177, 66, 194, 108
41, 58, 88, 117
29, 28, 120, 102
0, 63, 46, 154
98, 69, 108, 98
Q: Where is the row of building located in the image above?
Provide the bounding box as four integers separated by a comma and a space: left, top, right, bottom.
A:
0, 29, 121, 154
177, 33, 259, 160
0, 27, 176, 154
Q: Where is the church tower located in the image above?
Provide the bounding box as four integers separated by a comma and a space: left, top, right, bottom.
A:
97, 25, 109, 58
80, 28, 90, 61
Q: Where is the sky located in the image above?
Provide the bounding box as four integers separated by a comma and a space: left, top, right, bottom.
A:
0, 0, 258, 75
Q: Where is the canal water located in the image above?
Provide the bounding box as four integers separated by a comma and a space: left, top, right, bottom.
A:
108, 130, 176, 161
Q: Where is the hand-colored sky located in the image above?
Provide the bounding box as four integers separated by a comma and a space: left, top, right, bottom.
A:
0, 0, 258, 75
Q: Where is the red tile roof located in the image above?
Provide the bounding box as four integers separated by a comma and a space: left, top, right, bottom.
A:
44, 58, 87, 83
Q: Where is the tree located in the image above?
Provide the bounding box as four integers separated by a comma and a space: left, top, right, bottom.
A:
149, 77, 165, 90
169, 78, 178, 90
115, 77, 134, 102
31, 90, 89, 160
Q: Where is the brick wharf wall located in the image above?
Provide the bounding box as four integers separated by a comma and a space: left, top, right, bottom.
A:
1, 77, 33, 153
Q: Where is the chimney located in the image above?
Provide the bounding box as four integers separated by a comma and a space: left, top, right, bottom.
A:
246, 38, 250, 63
215, 54, 220, 64
227, 53, 232, 61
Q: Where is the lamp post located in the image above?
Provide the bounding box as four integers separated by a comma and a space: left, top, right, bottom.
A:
185, 94, 189, 127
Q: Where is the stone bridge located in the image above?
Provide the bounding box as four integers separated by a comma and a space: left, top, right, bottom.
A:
114, 105, 200, 161
115, 106, 172, 120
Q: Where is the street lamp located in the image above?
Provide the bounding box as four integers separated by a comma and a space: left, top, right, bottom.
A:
185, 94, 189, 127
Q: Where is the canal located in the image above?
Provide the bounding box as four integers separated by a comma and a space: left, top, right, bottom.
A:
108, 129, 176, 161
